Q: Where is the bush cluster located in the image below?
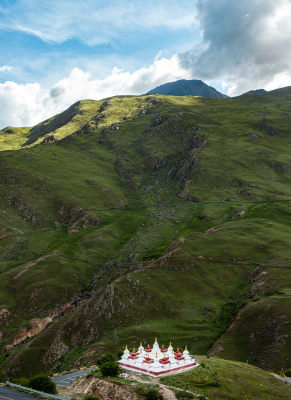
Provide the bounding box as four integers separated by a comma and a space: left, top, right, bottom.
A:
0, 371, 6, 383
175, 390, 194, 399
136, 384, 163, 400
99, 361, 120, 378
96, 352, 120, 378
96, 352, 115, 366
11, 374, 56, 395
28, 375, 57, 394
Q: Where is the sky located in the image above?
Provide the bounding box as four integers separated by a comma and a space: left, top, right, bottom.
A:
0, 0, 291, 128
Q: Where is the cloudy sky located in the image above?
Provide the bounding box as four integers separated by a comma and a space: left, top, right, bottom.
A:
0, 0, 291, 128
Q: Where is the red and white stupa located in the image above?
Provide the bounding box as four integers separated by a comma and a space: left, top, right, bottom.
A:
117, 338, 199, 377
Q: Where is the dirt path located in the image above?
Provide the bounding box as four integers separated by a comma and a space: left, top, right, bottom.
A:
13, 254, 56, 279
158, 383, 178, 400
126, 372, 199, 400
127, 373, 176, 400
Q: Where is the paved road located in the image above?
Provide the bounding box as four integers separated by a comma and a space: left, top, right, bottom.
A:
51, 368, 94, 387
272, 373, 291, 386
0, 386, 42, 400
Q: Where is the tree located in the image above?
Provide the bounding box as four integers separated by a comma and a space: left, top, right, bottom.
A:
96, 352, 115, 366
11, 377, 29, 387
145, 388, 163, 400
0, 371, 6, 383
100, 361, 119, 378
28, 375, 57, 394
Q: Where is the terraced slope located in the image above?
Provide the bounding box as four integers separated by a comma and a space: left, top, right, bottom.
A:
0, 90, 291, 376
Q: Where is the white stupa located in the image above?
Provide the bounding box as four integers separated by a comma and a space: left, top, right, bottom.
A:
117, 338, 199, 377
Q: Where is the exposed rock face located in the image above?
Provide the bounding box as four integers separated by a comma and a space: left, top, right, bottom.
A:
70, 376, 144, 400
5, 317, 52, 351
248, 267, 268, 297
41, 135, 56, 144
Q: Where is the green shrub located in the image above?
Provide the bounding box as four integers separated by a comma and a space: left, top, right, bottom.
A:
144, 388, 163, 400
216, 301, 246, 334
0, 371, 7, 383
28, 374, 57, 394
100, 361, 120, 377
175, 390, 194, 399
11, 377, 29, 386
285, 368, 291, 377
96, 352, 115, 366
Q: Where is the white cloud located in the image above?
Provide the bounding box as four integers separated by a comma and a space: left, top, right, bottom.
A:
179, 0, 291, 95
0, 0, 196, 45
0, 54, 190, 128
0, 65, 13, 73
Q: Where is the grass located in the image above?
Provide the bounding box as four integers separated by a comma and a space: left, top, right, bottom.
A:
0, 91, 291, 379
161, 356, 291, 400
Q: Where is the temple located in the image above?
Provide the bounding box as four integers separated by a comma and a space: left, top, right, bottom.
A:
117, 338, 199, 377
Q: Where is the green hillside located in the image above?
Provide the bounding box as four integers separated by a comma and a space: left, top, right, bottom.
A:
0, 90, 291, 377
161, 356, 291, 400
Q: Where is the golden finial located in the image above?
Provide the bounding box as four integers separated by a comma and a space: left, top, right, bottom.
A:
147, 343, 150, 347
140, 341, 142, 347
133, 347, 136, 352
155, 337, 157, 342
170, 341, 172, 346
162, 344, 164, 347
126, 344, 128, 350
185, 345, 188, 351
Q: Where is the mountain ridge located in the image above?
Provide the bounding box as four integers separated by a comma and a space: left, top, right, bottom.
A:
147, 78, 228, 98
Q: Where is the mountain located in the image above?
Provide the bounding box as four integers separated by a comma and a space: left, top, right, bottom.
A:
246, 89, 268, 96
147, 79, 228, 98
0, 89, 291, 378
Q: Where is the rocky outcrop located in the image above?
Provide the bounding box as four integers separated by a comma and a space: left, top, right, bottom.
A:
41, 135, 56, 144
4, 317, 52, 351
248, 267, 268, 297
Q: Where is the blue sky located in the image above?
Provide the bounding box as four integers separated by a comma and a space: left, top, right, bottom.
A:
0, 0, 199, 84
0, 0, 291, 127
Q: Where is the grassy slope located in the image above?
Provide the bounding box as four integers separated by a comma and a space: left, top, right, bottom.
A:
161, 356, 291, 400
0, 92, 291, 376
0, 100, 100, 150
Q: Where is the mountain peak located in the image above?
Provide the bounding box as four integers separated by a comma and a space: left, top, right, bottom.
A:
147, 79, 228, 98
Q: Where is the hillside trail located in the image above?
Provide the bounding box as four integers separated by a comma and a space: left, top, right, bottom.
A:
129, 372, 198, 400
